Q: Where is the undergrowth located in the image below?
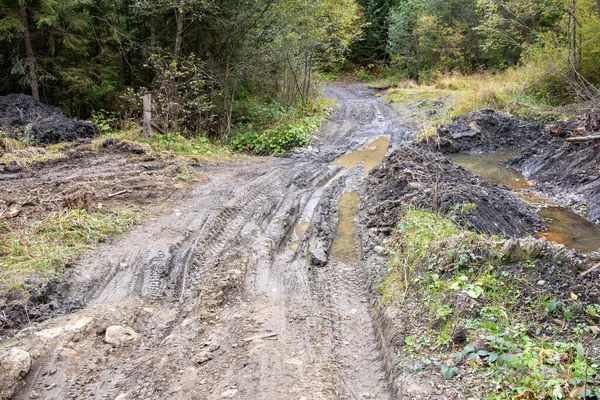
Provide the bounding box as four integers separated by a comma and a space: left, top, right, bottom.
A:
0, 209, 142, 292
229, 97, 332, 156
384, 207, 600, 399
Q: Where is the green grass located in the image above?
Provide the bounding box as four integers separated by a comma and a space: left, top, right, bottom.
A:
0, 209, 142, 292
383, 207, 600, 399
230, 97, 333, 156
91, 130, 235, 163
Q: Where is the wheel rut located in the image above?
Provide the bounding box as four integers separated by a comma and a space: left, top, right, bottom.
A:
6, 84, 416, 400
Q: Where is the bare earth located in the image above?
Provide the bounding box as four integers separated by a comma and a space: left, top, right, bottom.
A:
2, 85, 419, 399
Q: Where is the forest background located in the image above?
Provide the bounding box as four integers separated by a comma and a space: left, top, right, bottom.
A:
1, 0, 599, 153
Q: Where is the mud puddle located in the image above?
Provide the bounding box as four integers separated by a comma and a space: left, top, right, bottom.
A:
333, 136, 390, 176
448, 150, 528, 190
288, 221, 309, 251
331, 192, 360, 264
538, 207, 600, 253
451, 151, 600, 252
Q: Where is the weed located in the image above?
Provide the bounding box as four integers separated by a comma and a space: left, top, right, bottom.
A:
230, 97, 330, 156
0, 209, 142, 292
383, 207, 600, 397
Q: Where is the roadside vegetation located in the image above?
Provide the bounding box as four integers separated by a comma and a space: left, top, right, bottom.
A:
0, 209, 142, 291
383, 207, 600, 399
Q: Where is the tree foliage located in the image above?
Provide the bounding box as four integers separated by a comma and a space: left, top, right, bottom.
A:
0, 0, 362, 137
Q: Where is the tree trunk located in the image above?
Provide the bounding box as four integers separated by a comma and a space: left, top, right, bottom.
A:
173, 4, 184, 61
19, 2, 39, 101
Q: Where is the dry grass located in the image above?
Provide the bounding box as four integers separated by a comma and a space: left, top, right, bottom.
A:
381, 69, 557, 142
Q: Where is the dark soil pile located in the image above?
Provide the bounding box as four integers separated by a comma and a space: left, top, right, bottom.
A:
363, 146, 542, 237
430, 109, 547, 153
509, 131, 600, 221
0, 94, 97, 145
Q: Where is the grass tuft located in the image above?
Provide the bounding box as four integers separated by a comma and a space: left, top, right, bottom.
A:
0, 209, 142, 291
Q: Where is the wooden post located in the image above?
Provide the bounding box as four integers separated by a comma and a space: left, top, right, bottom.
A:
143, 94, 152, 138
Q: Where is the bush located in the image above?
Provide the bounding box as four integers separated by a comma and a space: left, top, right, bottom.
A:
230, 98, 329, 156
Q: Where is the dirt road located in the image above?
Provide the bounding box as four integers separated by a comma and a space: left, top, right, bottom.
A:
3, 85, 415, 400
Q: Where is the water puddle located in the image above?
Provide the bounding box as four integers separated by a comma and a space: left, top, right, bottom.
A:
450, 151, 600, 252
538, 207, 600, 253
448, 150, 529, 190
331, 192, 360, 264
288, 221, 310, 251
333, 136, 391, 177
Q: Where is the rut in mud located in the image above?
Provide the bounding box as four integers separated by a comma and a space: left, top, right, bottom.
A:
2, 85, 416, 400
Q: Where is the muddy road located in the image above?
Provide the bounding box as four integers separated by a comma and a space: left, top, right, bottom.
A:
3, 85, 416, 399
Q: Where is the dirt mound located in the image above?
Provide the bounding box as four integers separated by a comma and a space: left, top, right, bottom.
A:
0, 94, 97, 145
429, 109, 546, 153
509, 130, 600, 221
97, 138, 152, 155
363, 146, 542, 237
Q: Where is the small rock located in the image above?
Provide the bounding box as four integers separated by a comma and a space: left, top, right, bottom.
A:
104, 326, 139, 347
220, 389, 239, 398
29, 390, 40, 399
373, 246, 386, 256
0, 348, 32, 398
308, 239, 328, 267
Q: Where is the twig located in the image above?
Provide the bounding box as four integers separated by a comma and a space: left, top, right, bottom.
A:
243, 332, 278, 342
579, 262, 600, 278
566, 135, 600, 143
108, 190, 129, 198
150, 123, 165, 135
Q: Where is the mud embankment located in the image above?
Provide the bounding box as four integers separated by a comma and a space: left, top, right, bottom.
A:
431, 109, 545, 153
429, 108, 600, 223
0, 94, 96, 145
363, 146, 541, 238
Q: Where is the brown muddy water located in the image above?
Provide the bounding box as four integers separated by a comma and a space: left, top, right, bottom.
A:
288, 221, 310, 251
331, 192, 361, 264
333, 136, 391, 177
449, 151, 600, 253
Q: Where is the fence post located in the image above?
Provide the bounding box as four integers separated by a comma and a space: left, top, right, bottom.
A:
143, 94, 152, 138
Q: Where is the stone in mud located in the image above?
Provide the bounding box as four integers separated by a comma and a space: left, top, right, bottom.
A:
104, 326, 139, 347
0, 348, 32, 399
308, 239, 329, 266
5, 160, 23, 173
220, 389, 239, 398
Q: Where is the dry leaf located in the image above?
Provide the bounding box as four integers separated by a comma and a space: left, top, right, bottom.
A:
570, 292, 579, 301
570, 386, 585, 398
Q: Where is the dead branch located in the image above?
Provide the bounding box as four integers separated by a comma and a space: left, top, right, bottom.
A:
566, 135, 600, 143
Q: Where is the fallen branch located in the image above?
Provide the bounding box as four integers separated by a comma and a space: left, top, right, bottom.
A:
151, 123, 165, 135
579, 262, 600, 278
108, 190, 129, 198
566, 135, 600, 143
